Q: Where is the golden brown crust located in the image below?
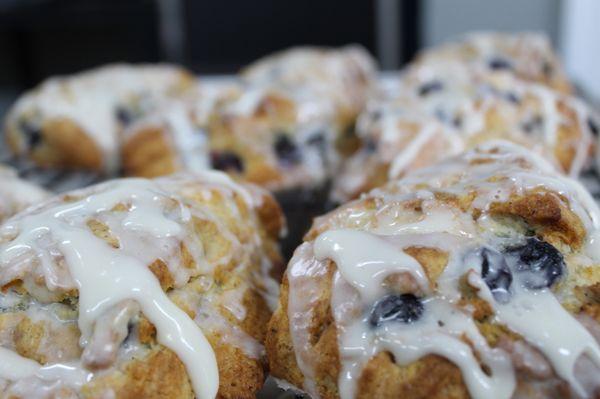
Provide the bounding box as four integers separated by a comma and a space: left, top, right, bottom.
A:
121, 127, 179, 178
6, 118, 104, 171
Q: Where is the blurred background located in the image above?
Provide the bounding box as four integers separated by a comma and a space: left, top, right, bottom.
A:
0, 0, 597, 117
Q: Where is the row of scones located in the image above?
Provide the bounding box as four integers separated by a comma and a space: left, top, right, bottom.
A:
0, 31, 599, 398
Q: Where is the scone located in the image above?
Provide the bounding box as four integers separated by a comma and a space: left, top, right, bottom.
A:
0, 171, 285, 398
0, 165, 51, 223
4, 64, 195, 173
241, 45, 377, 128
267, 141, 600, 398
333, 63, 597, 202
413, 31, 572, 93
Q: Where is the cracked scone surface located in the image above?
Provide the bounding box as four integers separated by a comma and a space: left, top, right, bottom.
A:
268, 141, 600, 399
0, 171, 284, 399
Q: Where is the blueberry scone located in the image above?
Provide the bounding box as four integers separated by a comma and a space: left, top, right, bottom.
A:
0, 171, 284, 398
4, 64, 195, 173
242, 45, 377, 128
268, 141, 600, 398
413, 31, 572, 93
333, 63, 597, 202
0, 165, 50, 223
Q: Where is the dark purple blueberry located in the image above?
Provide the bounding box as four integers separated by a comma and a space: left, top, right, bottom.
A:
364, 138, 377, 152
370, 109, 382, 121
452, 115, 463, 128
488, 57, 513, 70
588, 118, 599, 136
307, 132, 325, 147
418, 80, 443, 97
19, 120, 43, 147
521, 115, 544, 134
369, 294, 424, 327
115, 105, 135, 126
274, 134, 301, 165
210, 151, 244, 173
480, 247, 512, 303
542, 61, 553, 77
506, 92, 520, 104
507, 238, 565, 290
434, 108, 449, 123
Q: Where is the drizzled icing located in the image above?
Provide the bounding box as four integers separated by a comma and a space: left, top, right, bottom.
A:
0, 171, 277, 399
287, 142, 600, 398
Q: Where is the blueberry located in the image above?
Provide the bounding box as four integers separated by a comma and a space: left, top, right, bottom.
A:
306, 132, 325, 147
19, 120, 43, 147
588, 118, 599, 136
418, 81, 443, 97
115, 105, 135, 126
364, 138, 377, 152
274, 134, 301, 165
480, 247, 513, 303
506, 92, 520, 104
507, 238, 565, 290
521, 115, 544, 134
210, 151, 244, 172
542, 61, 553, 77
488, 57, 513, 70
452, 115, 463, 128
369, 294, 424, 327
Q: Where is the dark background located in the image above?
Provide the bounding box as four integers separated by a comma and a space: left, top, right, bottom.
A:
0, 0, 571, 115
0, 0, 411, 89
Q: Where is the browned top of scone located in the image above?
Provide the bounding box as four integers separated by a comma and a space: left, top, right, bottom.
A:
0, 171, 284, 399
267, 141, 600, 399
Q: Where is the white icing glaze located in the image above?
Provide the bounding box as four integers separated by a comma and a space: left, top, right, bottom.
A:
165, 103, 210, 172
285, 243, 329, 398
0, 166, 51, 222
